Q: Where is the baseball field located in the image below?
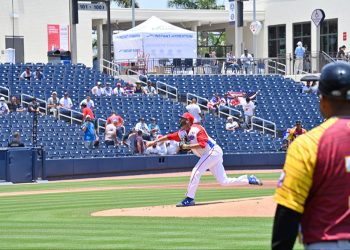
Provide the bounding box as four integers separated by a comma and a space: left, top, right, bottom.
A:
0, 170, 303, 250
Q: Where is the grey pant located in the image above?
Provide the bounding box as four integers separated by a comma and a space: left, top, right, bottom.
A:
305, 240, 350, 250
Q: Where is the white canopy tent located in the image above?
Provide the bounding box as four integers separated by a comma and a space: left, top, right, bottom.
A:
113, 16, 197, 61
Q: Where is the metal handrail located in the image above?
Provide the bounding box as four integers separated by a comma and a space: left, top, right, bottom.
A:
100, 59, 120, 77
156, 81, 178, 101
267, 59, 286, 75
251, 116, 277, 137
97, 118, 107, 133
186, 93, 209, 111
218, 105, 242, 120
0, 86, 10, 100
126, 69, 148, 85
20, 94, 47, 114
57, 108, 83, 125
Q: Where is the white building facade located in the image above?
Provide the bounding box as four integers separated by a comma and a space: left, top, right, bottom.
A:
0, 0, 347, 70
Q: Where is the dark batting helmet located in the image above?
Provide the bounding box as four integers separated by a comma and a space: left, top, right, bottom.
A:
319, 61, 350, 100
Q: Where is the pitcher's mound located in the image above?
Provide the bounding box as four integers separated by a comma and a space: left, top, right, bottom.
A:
91, 196, 276, 218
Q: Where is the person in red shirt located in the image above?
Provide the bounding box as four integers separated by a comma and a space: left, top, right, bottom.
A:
81, 103, 94, 122
106, 111, 125, 141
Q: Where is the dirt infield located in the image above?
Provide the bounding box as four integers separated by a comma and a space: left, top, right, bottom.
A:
92, 196, 276, 218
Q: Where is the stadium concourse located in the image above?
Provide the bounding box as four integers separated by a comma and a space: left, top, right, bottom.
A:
0, 62, 323, 160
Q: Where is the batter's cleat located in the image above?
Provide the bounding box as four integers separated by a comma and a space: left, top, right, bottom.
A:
176, 197, 195, 207
248, 175, 263, 186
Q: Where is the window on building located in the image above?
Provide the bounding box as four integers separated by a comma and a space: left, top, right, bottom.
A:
293, 22, 311, 53
320, 19, 338, 57
268, 25, 286, 58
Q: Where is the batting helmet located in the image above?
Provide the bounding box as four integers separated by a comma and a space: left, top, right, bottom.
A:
319, 61, 350, 100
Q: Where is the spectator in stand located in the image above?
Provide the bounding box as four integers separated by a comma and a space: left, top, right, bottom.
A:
27, 97, 40, 113
242, 97, 256, 129
113, 82, 125, 96
166, 140, 180, 155
145, 135, 167, 155
106, 111, 125, 141
144, 80, 157, 95
91, 82, 105, 96
240, 49, 253, 74
59, 92, 73, 109
302, 81, 312, 94
80, 103, 95, 123
294, 41, 305, 74
47, 91, 60, 117
8, 96, 24, 112
103, 82, 113, 96
134, 130, 145, 154
336, 45, 347, 60
225, 116, 239, 131
0, 96, 10, 115
287, 120, 307, 145
19, 67, 32, 80
79, 95, 94, 110
124, 82, 135, 95
225, 51, 240, 74
81, 115, 98, 149
210, 51, 220, 74
186, 98, 203, 124
148, 117, 161, 140
8, 132, 24, 147
104, 119, 118, 146
134, 81, 146, 94
135, 117, 151, 140
310, 81, 319, 94
207, 93, 221, 114
238, 116, 249, 131
33, 67, 45, 80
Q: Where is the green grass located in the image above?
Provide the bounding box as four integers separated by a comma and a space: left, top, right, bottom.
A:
0, 172, 304, 250
0, 172, 280, 193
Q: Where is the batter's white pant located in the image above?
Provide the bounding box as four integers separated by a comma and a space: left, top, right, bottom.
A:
186, 145, 249, 199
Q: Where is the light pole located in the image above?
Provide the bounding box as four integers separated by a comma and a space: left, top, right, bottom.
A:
132, 0, 135, 27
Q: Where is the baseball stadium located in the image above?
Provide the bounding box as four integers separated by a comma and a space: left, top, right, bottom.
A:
0, 0, 349, 249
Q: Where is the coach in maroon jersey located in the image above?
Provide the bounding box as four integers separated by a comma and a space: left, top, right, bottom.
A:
272, 61, 350, 250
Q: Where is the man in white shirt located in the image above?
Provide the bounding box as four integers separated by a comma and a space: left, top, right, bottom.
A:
113, 82, 125, 96
240, 49, 253, 74
166, 140, 180, 155
225, 116, 239, 131
91, 82, 105, 96
143, 81, 157, 95
242, 97, 255, 129
59, 92, 73, 109
103, 82, 113, 96
79, 95, 95, 110
0, 97, 10, 115
134, 117, 151, 140
186, 98, 203, 124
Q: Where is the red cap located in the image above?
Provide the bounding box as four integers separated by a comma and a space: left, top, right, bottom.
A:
179, 112, 194, 124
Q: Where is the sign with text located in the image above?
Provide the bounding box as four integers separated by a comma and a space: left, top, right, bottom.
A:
78, 3, 106, 11
47, 24, 70, 51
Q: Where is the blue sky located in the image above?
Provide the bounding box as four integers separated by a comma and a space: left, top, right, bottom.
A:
137, 0, 168, 9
